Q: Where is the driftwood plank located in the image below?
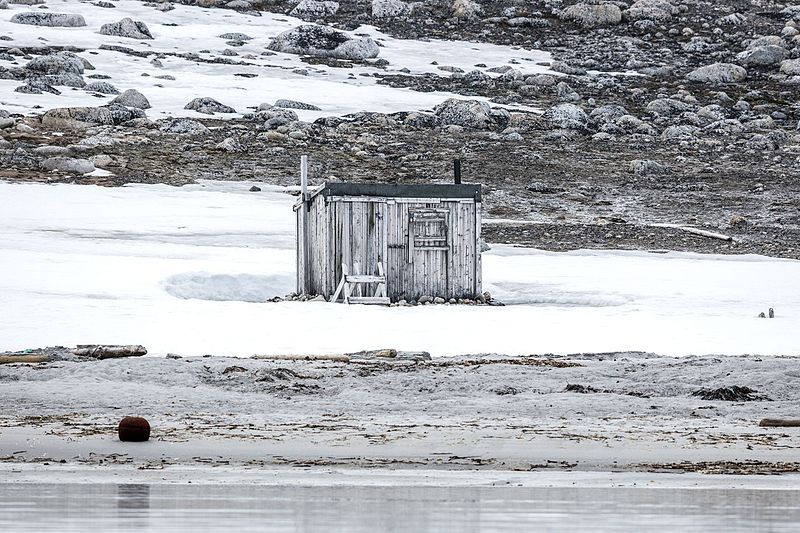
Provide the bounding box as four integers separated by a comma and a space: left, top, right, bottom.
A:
0, 355, 51, 364
759, 419, 800, 427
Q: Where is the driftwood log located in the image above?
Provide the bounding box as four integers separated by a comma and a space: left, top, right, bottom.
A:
0, 355, 51, 364
655, 224, 733, 242
72, 345, 148, 359
759, 419, 800, 427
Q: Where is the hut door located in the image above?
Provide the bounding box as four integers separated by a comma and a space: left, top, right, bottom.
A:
408, 209, 449, 299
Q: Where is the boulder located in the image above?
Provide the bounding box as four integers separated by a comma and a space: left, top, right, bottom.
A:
372, 0, 412, 18
434, 98, 510, 130
686, 63, 747, 84
118, 416, 150, 442
542, 103, 588, 130
290, 0, 339, 21
560, 3, 622, 27
40, 157, 95, 174
660, 124, 699, 142
218, 32, 252, 41
453, 0, 481, 19
184, 97, 235, 114
623, 0, 676, 22
26, 52, 85, 75
780, 59, 800, 76
255, 108, 299, 129
0, 1, 7, 9
41, 106, 114, 129
274, 99, 321, 111
645, 98, 692, 116
10, 12, 86, 27
100, 18, 153, 40
111, 89, 151, 109
159, 118, 209, 134
268, 25, 379, 61
630, 159, 669, 175
736, 45, 786, 67
85, 81, 119, 94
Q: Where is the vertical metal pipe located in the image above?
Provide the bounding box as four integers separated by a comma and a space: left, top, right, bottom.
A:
454, 159, 461, 184
300, 155, 309, 294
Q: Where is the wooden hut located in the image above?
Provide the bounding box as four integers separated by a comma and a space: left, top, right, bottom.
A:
295, 176, 482, 304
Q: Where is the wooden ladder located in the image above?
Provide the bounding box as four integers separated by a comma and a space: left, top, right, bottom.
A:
331, 261, 390, 305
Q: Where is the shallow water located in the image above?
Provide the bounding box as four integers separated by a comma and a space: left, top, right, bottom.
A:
2, 483, 800, 532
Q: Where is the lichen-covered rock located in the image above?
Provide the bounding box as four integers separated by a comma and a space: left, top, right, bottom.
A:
686, 63, 747, 84
0, 1, 8, 9
646, 98, 692, 116
105, 103, 146, 124
560, 3, 622, 27
111, 89, 151, 109
159, 118, 209, 134
26, 52, 85, 75
85, 81, 119, 94
253, 108, 299, 130
41, 106, 114, 129
100, 18, 153, 40
661, 124, 699, 142
40, 157, 95, 174
372, 0, 412, 18
736, 45, 786, 67
780, 59, 800, 75
630, 159, 669, 175
453, 0, 481, 19
11, 12, 86, 27
268, 25, 379, 61
434, 99, 509, 130
623, 0, 676, 22
542, 103, 588, 130
290, 0, 339, 21
274, 99, 321, 111
218, 32, 252, 41
184, 97, 236, 115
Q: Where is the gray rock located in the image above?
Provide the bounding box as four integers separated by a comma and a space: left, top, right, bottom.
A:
0, 117, 15, 129
660, 124, 699, 142
646, 98, 692, 116
105, 103, 146, 124
747, 36, 784, 49
452, 0, 481, 19
111, 89, 150, 109
41, 107, 113, 129
560, 3, 622, 27
590, 104, 628, 124
372, 0, 412, 18
630, 159, 669, 175
159, 118, 209, 134
736, 45, 786, 67
433, 98, 510, 130
623, 0, 676, 22
16, 79, 61, 94
268, 25, 379, 61
11, 12, 86, 27
100, 18, 153, 40
290, 0, 339, 21
184, 97, 235, 115
218, 32, 252, 41
686, 63, 747, 84
32, 145, 70, 157
216, 137, 243, 152
254, 108, 299, 130
10, 0, 45, 4
41, 157, 95, 174
85, 81, 119, 94
26, 52, 85, 75
543, 103, 588, 130
780, 59, 800, 75
274, 99, 321, 111
0, 1, 8, 9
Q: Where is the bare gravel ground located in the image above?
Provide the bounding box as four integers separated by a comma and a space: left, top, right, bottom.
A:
1, 353, 799, 475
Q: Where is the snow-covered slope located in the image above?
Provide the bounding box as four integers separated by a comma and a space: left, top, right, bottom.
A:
0, 0, 551, 120
1, 180, 798, 357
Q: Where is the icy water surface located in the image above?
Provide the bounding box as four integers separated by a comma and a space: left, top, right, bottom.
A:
1, 483, 800, 532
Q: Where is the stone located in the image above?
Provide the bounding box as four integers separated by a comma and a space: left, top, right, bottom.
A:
542, 103, 588, 130
372, 0, 412, 19
184, 97, 236, 115
433, 98, 509, 130
560, 3, 622, 28
159, 118, 209, 134
452, 0, 481, 19
274, 99, 321, 111
40, 157, 95, 174
780, 59, 800, 75
686, 63, 747, 84
118, 416, 150, 442
41, 106, 114, 129
26, 52, 85, 75
660, 124, 699, 142
111, 89, 151, 109
290, 0, 339, 21
219, 32, 252, 41
0, 1, 7, 8
736, 45, 786, 67
100, 18, 153, 40
630, 159, 669, 175
268, 25, 379, 61
84, 81, 119, 94
255, 108, 299, 130
11, 12, 86, 27
646, 98, 692, 116
623, 0, 676, 22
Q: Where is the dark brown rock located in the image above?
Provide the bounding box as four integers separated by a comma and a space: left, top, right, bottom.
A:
118, 416, 150, 442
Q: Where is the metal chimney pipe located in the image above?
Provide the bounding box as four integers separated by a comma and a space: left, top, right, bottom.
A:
453, 158, 461, 184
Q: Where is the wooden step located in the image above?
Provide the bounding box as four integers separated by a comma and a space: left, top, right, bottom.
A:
346, 296, 391, 305
345, 275, 386, 283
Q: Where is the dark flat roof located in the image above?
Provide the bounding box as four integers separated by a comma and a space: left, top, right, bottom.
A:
312, 182, 481, 202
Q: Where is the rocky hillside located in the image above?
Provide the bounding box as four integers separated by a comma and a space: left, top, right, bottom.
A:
1, 0, 800, 257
